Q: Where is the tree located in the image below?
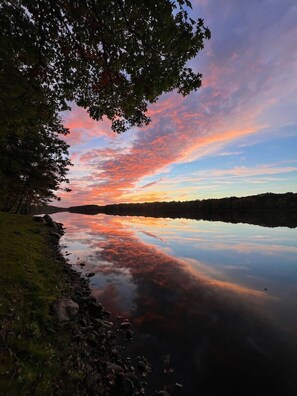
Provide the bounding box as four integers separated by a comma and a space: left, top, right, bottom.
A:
1, 0, 211, 133
0, 1, 210, 211
0, 111, 71, 214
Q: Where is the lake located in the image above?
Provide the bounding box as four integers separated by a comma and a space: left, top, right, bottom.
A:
52, 212, 297, 395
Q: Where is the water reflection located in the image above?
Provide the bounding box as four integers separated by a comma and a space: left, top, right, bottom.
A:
53, 213, 297, 395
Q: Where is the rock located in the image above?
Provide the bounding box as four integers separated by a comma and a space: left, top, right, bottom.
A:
84, 325, 93, 333
111, 347, 118, 356
87, 272, 96, 277
120, 321, 131, 329
100, 320, 114, 328
43, 214, 53, 223
157, 391, 170, 396
174, 383, 183, 389
33, 216, 45, 223
49, 231, 62, 239
137, 361, 146, 371
88, 301, 103, 316
126, 372, 138, 384
78, 296, 91, 304
102, 310, 111, 317
122, 377, 135, 395
127, 330, 134, 340
106, 362, 124, 373
43, 214, 59, 231
87, 334, 97, 346
52, 298, 79, 322
74, 289, 83, 297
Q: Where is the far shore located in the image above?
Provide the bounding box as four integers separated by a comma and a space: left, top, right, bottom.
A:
42, 192, 297, 228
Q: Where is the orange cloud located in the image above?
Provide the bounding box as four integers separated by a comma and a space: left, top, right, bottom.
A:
55, 0, 297, 207
62, 105, 115, 145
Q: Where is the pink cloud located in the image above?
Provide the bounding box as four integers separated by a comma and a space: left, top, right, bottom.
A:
140, 180, 162, 189
55, 0, 297, 206
62, 105, 116, 146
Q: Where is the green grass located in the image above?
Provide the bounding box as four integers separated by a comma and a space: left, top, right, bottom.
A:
0, 212, 77, 395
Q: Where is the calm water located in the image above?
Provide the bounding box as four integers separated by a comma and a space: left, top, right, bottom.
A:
53, 213, 297, 395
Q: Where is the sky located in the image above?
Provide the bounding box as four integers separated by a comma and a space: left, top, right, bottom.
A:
57, 0, 297, 207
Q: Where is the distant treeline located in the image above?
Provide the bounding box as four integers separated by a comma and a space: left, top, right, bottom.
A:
66, 192, 297, 228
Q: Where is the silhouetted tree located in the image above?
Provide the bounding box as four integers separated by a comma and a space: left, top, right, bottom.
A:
1, 0, 210, 133
0, 1, 210, 210
0, 112, 71, 213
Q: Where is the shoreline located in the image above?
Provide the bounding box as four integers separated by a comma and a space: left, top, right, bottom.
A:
0, 212, 156, 396
43, 192, 297, 229
44, 215, 154, 395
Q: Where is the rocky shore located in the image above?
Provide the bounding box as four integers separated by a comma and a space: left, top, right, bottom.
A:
41, 215, 165, 396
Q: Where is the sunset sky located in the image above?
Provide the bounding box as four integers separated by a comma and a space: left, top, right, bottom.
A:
58, 0, 297, 207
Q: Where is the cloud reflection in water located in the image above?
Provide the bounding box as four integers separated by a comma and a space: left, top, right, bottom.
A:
54, 212, 297, 395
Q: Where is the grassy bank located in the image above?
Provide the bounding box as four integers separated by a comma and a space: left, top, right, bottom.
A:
0, 212, 153, 396
0, 212, 77, 395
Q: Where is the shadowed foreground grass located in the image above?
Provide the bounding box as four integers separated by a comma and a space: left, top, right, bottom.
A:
0, 212, 79, 395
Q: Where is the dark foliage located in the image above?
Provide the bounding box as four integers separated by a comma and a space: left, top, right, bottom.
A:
0, 0, 210, 212
1, 0, 210, 133
0, 111, 71, 214
67, 193, 297, 228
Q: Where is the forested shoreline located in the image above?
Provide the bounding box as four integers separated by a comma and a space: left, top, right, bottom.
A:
48, 192, 297, 228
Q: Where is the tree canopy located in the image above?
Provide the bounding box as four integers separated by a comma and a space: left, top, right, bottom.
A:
1, 0, 210, 133
0, 0, 210, 212
0, 110, 71, 214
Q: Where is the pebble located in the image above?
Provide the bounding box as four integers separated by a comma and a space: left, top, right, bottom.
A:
78, 296, 90, 303
87, 334, 97, 345
79, 318, 88, 326
106, 362, 124, 373
88, 301, 103, 316
137, 361, 147, 371
120, 321, 131, 329
122, 377, 135, 395
102, 310, 112, 317
175, 383, 183, 389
